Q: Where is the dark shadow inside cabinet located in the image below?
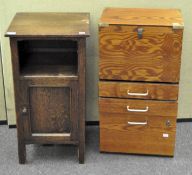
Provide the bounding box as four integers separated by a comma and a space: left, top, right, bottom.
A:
17, 39, 78, 77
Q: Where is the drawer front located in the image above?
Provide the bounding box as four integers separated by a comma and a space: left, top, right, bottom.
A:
99, 26, 183, 82
99, 98, 177, 156
99, 81, 178, 100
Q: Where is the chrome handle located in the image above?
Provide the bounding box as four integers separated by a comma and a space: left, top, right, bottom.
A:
127, 106, 149, 112
128, 121, 147, 125
127, 90, 149, 96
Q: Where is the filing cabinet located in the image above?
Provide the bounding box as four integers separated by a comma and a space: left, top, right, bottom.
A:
99, 8, 183, 156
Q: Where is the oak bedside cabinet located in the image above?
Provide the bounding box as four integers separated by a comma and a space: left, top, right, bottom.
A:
5, 12, 90, 164
99, 8, 183, 156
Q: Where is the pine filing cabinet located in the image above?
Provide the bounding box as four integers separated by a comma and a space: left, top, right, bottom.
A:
99, 8, 184, 156
5, 13, 90, 164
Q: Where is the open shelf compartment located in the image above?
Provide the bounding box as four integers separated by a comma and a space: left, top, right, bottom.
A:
18, 39, 78, 78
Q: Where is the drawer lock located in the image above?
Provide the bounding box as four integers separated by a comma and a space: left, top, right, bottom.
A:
166, 120, 171, 127
137, 28, 144, 39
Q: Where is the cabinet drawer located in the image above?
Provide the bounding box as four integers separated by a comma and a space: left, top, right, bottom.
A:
99, 81, 178, 100
99, 26, 183, 82
99, 98, 177, 156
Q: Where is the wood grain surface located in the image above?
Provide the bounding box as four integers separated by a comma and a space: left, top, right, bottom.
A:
10, 38, 26, 163
99, 81, 179, 100
6, 13, 90, 37
99, 25, 183, 82
21, 80, 79, 142
99, 8, 183, 26
77, 38, 86, 163
99, 98, 178, 117
99, 97, 177, 156
29, 87, 71, 133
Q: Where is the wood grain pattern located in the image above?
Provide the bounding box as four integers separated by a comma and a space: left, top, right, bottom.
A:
99, 97, 177, 156
100, 8, 183, 26
99, 81, 179, 100
99, 25, 183, 82
77, 38, 86, 164
20, 80, 79, 142
10, 38, 26, 164
99, 98, 178, 117
6, 13, 90, 37
29, 87, 71, 133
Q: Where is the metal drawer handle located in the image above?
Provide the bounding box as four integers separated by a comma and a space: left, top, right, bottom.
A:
127, 106, 149, 112
128, 121, 147, 125
127, 90, 149, 96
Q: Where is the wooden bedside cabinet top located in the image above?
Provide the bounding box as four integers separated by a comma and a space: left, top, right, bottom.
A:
99, 8, 184, 28
5, 12, 90, 37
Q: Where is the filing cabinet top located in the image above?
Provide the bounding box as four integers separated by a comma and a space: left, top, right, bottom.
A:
5, 12, 90, 37
99, 8, 183, 28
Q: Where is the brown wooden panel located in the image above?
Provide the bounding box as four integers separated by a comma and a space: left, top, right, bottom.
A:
29, 87, 71, 133
99, 8, 183, 27
99, 81, 179, 100
99, 98, 177, 156
25, 137, 78, 145
99, 25, 183, 82
6, 13, 90, 37
99, 98, 178, 117
77, 38, 86, 163
100, 123, 176, 156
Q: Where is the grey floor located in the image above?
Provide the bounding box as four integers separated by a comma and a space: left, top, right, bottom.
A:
0, 123, 192, 175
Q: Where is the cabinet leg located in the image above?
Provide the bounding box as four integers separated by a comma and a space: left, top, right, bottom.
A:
78, 143, 85, 164
18, 142, 26, 164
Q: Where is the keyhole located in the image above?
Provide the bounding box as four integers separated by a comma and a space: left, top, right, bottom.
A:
166, 120, 171, 127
